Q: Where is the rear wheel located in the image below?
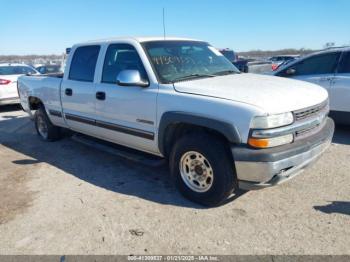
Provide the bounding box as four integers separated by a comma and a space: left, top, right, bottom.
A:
169, 133, 237, 206
34, 106, 62, 141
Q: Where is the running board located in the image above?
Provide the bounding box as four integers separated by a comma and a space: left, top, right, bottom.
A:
71, 133, 166, 168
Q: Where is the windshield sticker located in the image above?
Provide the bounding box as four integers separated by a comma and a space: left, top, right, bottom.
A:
208, 46, 223, 56
152, 56, 195, 65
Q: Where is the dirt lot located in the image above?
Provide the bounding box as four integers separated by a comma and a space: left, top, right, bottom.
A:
0, 105, 349, 255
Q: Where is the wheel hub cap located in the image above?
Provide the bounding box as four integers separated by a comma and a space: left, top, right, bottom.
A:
179, 151, 214, 193
194, 165, 203, 175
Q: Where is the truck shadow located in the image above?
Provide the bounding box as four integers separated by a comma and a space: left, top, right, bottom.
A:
314, 201, 350, 216
332, 124, 350, 145
0, 104, 23, 113
1, 116, 246, 209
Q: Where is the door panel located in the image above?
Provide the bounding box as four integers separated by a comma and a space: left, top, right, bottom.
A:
292, 74, 333, 91
61, 79, 98, 133
94, 43, 158, 154
330, 73, 350, 112
61, 45, 100, 135
331, 52, 350, 112
94, 83, 158, 153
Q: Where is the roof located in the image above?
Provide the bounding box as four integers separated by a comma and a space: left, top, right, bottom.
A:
303, 46, 350, 58
319, 46, 350, 53
78, 36, 203, 45
0, 63, 31, 67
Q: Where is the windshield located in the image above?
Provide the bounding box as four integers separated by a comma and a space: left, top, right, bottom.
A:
142, 41, 240, 83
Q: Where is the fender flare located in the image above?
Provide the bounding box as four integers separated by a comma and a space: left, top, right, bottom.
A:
158, 111, 241, 155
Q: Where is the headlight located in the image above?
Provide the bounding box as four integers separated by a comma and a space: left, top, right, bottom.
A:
249, 112, 294, 148
248, 134, 294, 148
250, 112, 294, 129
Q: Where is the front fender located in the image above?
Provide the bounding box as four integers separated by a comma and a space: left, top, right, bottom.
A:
158, 111, 241, 155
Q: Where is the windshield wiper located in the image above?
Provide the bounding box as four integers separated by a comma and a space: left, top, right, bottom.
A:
171, 73, 216, 83
214, 70, 240, 76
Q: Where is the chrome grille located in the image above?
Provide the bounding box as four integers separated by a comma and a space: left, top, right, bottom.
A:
295, 122, 324, 139
293, 100, 329, 140
294, 101, 328, 121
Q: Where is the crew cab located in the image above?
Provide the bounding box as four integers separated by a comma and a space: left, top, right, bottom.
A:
18, 37, 334, 206
274, 47, 350, 125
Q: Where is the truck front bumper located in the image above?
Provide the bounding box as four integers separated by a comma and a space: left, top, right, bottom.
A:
232, 118, 334, 190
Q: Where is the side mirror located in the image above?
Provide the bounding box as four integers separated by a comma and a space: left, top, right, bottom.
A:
285, 68, 296, 76
116, 70, 149, 87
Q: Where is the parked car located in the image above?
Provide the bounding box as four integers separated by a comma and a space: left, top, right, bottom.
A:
233, 59, 249, 73
219, 48, 249, 72
219, 48, 237, 62
18, 37, 334, 206
269, 55, 299, 71
247, 60, 273, 74
36, 64, 62, 74
0, 63, 38, 106
274, 47, 350, 125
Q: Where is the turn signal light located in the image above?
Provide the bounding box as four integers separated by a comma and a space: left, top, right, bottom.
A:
248, 134, 293, 148
248, 138, 269, 148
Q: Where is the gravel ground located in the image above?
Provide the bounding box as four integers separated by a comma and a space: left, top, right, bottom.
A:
0, 105, 349, 255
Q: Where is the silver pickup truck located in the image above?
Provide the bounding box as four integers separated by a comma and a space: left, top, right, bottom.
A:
18, 37, 334, 206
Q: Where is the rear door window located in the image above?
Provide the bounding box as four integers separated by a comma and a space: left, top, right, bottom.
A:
69, 45, 100, 82
287, 52, 340, 76
338, 52, 350, 73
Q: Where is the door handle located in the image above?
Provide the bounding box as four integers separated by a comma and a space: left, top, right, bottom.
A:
96, 91, 106, 100
65, 88, 73, 96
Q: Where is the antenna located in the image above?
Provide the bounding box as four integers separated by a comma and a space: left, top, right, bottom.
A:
162, 7, 166, 39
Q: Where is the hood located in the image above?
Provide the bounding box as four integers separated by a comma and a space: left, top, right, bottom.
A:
173, 73, 328, 114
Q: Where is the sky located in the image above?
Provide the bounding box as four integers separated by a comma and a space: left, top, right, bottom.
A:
1, 0, 349, 55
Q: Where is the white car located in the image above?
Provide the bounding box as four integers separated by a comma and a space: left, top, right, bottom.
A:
0, 63, 39, 106
18, 37, 334, 206
274, 47, 350, 124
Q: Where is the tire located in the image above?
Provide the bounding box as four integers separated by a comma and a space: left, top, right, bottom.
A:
34, 105, 62, 141
169, 133, 237, 207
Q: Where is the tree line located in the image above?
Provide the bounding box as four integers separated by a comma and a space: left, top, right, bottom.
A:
0, 54, 62, 62
0, 48, 321, 62
237, 48, 317, 58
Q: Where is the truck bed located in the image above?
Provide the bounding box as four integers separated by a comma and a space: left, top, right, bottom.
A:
18, 74, 63, 115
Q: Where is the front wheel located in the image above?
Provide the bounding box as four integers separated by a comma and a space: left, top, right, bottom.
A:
34, 106, 62, 141
169, 133, 237, 206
